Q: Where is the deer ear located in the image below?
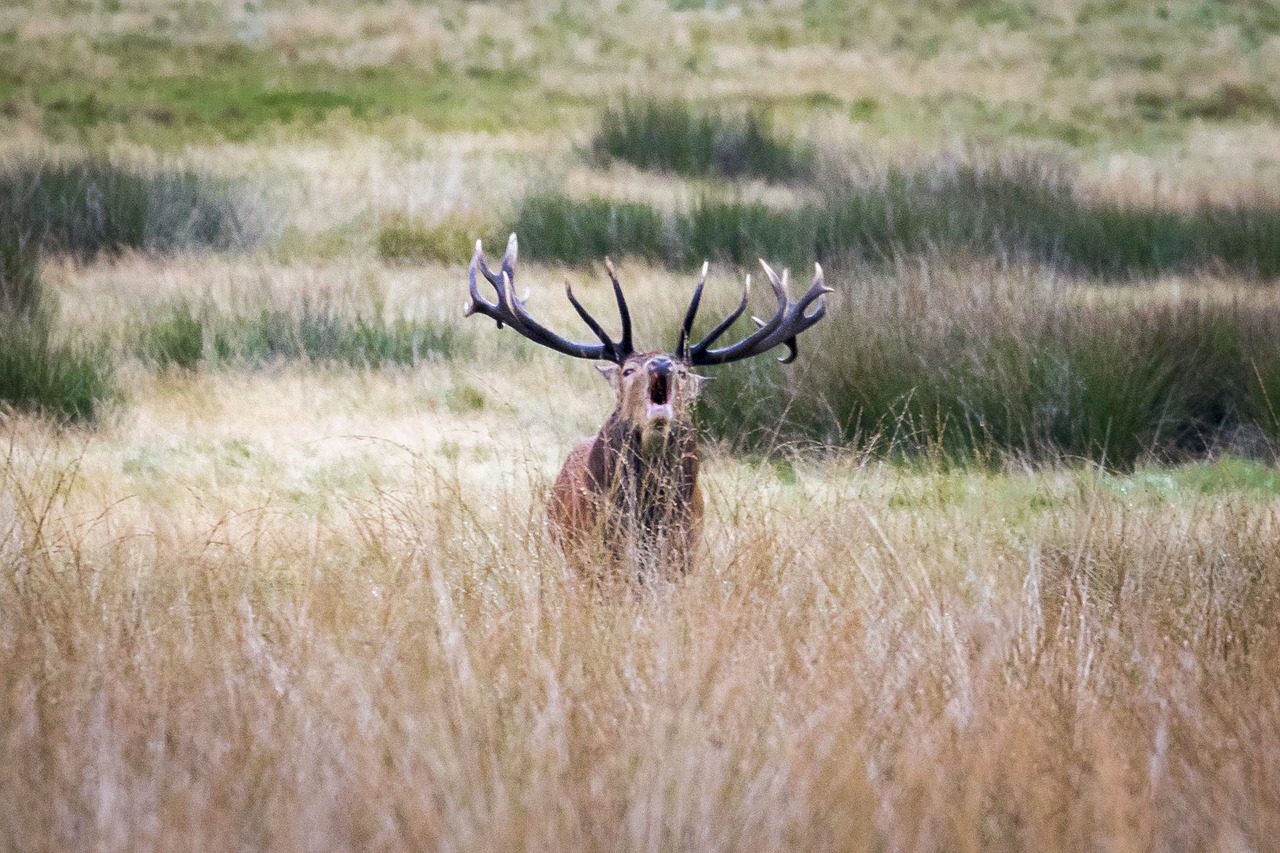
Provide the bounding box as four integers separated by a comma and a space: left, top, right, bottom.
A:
597, 362, 620, 389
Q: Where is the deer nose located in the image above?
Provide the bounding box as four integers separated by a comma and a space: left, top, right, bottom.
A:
648, 357, 673, 378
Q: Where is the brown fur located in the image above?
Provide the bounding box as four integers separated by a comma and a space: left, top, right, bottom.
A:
548, 353, 705, 581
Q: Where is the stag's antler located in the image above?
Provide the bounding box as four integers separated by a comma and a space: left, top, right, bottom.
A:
677, 259, 832, 365
465, 234, 634, 364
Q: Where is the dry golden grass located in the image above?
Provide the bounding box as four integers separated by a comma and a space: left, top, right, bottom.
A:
2, 348, 1279, 851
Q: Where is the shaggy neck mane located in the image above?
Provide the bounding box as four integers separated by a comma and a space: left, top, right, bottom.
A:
587, 410, 700, 517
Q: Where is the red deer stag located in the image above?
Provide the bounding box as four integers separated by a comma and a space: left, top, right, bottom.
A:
465, 234, 830, 580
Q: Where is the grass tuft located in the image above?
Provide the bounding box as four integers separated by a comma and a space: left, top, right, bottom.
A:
139, 302, 205, 371
0, 314, 115, 422
698, 261, 1280, 467
592, 97, 815, 181
134, 301, 472, 369
512, 153, 1280, 278
0, 159, 248, 261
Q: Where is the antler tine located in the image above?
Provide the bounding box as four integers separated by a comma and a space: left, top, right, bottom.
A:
676, 261, 710, 360
688, 260, 788, 363
768, 262, 833, 364
687, 259, 832, 367
603, 257, 633, 358
466, 239, 507, 327
464, 235, 634, 363
565, 280, 622, 360
473, 239, 503, 289
756, 258, 791, 326
500, 232, 518, 282
688, 273, 751, 358
500, 268, 594, 353
799, 262, 834, 313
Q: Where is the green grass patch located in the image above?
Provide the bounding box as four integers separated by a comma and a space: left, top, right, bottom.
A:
377, 215, 501, 265
513, 154, 1280, 278
591, 97, 815, 181
134, 301, 472, 369
0, 159, 247, 260
696, 266, 1280, 468
0, 314, 115, 422
1156, 459, 1280, 496
1, 34, 543, 143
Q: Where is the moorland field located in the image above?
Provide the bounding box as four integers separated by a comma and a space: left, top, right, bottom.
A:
3, 1, 1280, 850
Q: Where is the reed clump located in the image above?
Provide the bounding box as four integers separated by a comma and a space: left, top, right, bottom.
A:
697, 259, 1280, 467
0, 185, 116, 422
135, 301, 472, 370
591, 97, 815, 181
513, 152, 1280, 279
0, 159, 248, 260
0, 313, 115, 422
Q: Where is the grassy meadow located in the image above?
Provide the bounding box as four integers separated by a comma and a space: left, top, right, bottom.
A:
3, 1, 1280, 850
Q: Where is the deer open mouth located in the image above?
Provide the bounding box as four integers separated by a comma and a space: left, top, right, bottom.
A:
646, 370, 674, 425
648, 372, 670, 406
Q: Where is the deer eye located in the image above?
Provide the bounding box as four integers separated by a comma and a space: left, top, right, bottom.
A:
622, 367, 636, 376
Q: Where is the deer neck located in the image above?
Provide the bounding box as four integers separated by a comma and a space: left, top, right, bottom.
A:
591, 410, 699, 496
606, 409, 694, 458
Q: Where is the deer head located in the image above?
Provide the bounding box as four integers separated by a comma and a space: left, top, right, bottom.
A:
596, 353, 701, 446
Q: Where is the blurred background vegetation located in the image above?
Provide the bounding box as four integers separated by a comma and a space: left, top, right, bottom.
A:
2, 0, 1279, 467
